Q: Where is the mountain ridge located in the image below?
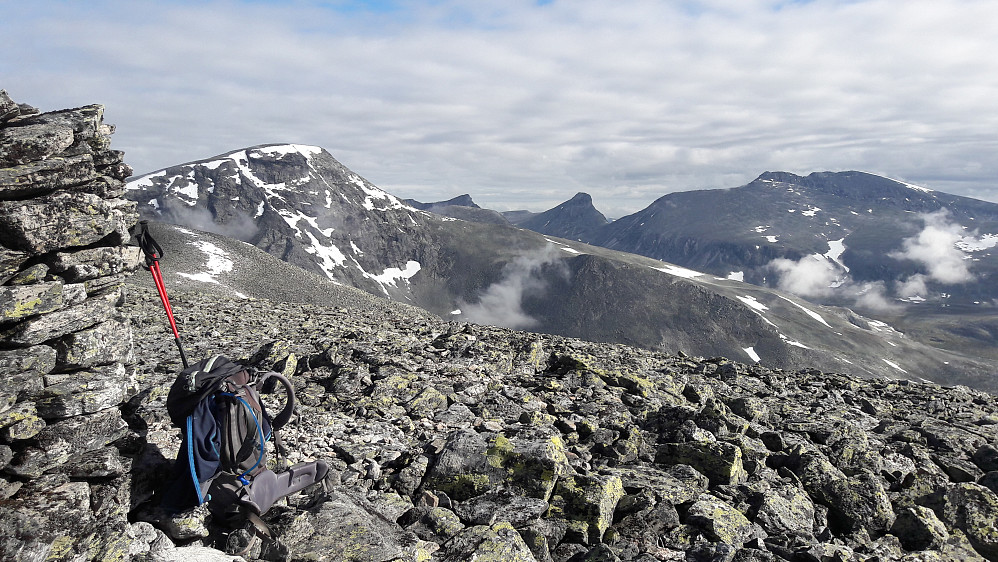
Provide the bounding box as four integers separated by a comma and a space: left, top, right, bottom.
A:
125, 148, 998, 390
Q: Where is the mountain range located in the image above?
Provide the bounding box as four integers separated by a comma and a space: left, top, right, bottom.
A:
431, 173, 998, 365
125, 145, 998, 390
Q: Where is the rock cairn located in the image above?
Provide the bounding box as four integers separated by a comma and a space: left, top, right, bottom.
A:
0, 91, 141, 560
123, 286, 998, 562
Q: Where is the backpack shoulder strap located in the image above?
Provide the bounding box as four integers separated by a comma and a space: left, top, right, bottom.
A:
256, 371, 296, 430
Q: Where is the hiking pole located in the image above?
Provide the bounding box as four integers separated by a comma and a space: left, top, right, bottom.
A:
136, 220, 190, 369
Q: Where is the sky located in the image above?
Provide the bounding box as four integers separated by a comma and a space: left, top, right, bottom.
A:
3, 0, 998, 218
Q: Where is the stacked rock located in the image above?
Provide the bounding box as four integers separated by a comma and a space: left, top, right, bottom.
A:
0, 90, 142, 560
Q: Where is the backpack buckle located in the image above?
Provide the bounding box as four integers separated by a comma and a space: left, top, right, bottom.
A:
185, 371, 198, 392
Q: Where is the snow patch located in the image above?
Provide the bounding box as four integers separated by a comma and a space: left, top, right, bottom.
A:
957, 233, 998, 252
777, 295, 831, 328
727, 271, 744, 282
901, 180, 933, 193
126, 170, 166, 191
737, 295, 768, 312
651, 263, 705, 279
256, 144, 323, 158
176, 183, 199, 204
351, 174, 415, 212
824, 238, 849, 272
780, 335, 811, 349
743, 347, 761, 362
882, 359, 908, 373
765, 235, 779, 243
301, 231, 347, 279
368, 261, 421, 287
451, 309, 462, 315
801, 206, 821, 217
176, 240, 233, 285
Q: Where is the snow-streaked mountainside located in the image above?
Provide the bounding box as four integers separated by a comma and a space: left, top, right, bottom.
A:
560, 171, 998, 310
127, 144, 430, 299
503, 171, 998, 366
126, 147, 998, 390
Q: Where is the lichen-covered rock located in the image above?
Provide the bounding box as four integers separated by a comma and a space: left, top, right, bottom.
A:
0, 94, 140, 561
686, 494, 756, 548
48, 245, 142, 282
54, 316, 135, 369
892, 505, 950, 551
0, 480, 95, 560
0, 281, 64, 324
752, 482, 816, 538
0, 190, 129, 254
655, 441, 748, 486
0, 154, 98, 198
0, 121, 76, 166
0, 401, 46, 441
0, 90, 18, 122
941, 483, 998, 560
452, 487, 549, 527
437, 521, 538, 562
295, 488, 417, 561
1, 286, 121, 345
423, 428, 504, 501
551, 472, 624, 545
31, 362, 136, 419
35, 408, 129, 459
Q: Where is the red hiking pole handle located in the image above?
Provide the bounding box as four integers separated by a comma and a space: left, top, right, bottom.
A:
136, 221, 190, 369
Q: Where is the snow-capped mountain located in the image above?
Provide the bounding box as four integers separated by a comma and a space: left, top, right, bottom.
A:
126, 149, 998, 389
127, 144, 434, 300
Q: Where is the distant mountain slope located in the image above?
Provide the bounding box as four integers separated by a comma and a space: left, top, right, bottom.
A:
515, 192, 608, 241
587, 171, 998, 309
506, 172, 998, 316
125, 149, 998, 389
125, 221, 414, 313
404, 194, 509, 225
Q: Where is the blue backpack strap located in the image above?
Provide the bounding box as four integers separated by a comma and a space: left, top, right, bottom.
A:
186, 415, 204, 504
186, 397, 222, 503
226, 393, 267, 485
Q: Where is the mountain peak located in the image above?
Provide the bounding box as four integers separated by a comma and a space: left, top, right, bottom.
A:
517, 192, 607, 240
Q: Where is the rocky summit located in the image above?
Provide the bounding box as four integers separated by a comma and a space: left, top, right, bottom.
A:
2, 93, 998, 562
124, 284, 998, 562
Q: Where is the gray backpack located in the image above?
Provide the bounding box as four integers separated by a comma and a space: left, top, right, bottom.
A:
163, 355, 328, 521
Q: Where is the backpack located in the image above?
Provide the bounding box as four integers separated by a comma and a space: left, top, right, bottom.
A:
161, 355, 302, 516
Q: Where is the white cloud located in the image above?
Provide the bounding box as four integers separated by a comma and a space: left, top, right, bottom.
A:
769, 255, 842, 298
768, 252, 901, 312
889, 209, 975, 285
4, 0, 998, 216
459, 244, 568, 329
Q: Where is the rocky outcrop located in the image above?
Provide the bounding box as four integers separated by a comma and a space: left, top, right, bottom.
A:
122, 284, 998, 562
0, 91, 141, 560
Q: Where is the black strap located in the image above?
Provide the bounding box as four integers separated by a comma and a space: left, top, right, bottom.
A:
136, 220, 165, 266
258, 372, 296, 430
